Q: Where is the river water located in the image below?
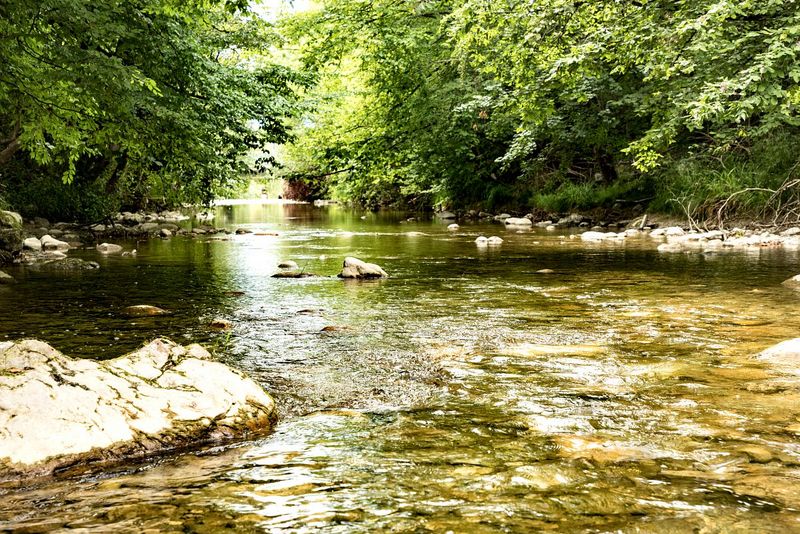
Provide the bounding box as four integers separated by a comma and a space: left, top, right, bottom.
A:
2, 203, 800, 532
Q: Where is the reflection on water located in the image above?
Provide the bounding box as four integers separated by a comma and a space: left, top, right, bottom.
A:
3, 204, 800, 532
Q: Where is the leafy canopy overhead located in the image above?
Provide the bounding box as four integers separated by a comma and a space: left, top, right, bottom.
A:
0, 0, 305, 211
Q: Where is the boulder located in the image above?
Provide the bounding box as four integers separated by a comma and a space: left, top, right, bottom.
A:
0, 338, 276, 479
494, 213, 511, 221
22, 237, 42, 251
338, 257, 388, 279
0, 211, 23, 264
504, 217, 532, 226
96, 243, 123, 254
447, 223, 460, 231
782, 275, 800, 289
0, 211, 22, 229
123, 305, 170, 317
0, 270, 14, 284
755, 338, 800, 374
159, 228, 173, 238
136, 222, 160, 234
40, 234, 70, 251
487, 236, 503, 245
475, 236, 488, 246
235, 228, 252, 235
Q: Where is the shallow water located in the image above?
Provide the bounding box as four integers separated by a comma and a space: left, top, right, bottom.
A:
3, 204, 800, 532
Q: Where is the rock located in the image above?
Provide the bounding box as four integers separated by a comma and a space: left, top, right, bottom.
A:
32, 217, 49, 228
195, 212, 215, 222
123, 305, 170, 317
754, 338, 800, 375
40, 235, 70, 251
0, 211, 22, 229
235, 228, 252, 235
96, 243, 123, 254
580, 231, 606, 242
137, 222, 160, 234
536, 221, 553, 228
738, 445, 773, 464
22, 237, 42, 251
536, 269, 555, 274
494, 213, 511, 221
504, 217, 532, 226
0, 270, 14, 284
782, 275, 800, 289
487, 236, 503, 245
191, 228, 207, 235
545, 225, 556, 231
271, 270, 315, 278
447, 223, 460, 231
557, 213, 585, 226
475, 236, 488, 245
0, 339, 276, 479
478, 211, 492, 218
278, 260, 299, 269
658, 242, 684, 253
159, 228, 173, 238
436, 211, 456, 219
0, 211, 24, 264
209, 318, 233, 330
28, 258, 99, 271
781, 227, 800, 237
338, 257, 388, 279
664, 226, 686, 237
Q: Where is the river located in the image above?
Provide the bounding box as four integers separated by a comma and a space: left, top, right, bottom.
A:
2, 202, 800, 532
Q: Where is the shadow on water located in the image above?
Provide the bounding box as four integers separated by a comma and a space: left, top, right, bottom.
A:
3, 203, 800, 531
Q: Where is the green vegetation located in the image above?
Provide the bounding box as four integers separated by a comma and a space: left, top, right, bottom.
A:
277, 0, 800, 220
0, 0, 303, 221
2, 0, 799, 222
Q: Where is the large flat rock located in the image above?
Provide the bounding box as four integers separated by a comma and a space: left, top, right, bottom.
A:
0, 338, 276, 479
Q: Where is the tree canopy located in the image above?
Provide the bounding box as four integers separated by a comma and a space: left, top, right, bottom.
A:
0, 0, 304, 219
279, 0, 800, 215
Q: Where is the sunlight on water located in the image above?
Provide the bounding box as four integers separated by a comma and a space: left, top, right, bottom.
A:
3, 204, 800, 532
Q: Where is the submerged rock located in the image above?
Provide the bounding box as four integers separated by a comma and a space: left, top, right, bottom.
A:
28, 258, 100, 271
278, 260, 299, 270
0, 338, 276, 479
338, 257, 388, 279
123, 305, 170, 317
96, 243, 123, 254
271, 270, 315, 278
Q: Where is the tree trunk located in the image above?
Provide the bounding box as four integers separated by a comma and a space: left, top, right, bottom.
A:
0, 138, 20, 166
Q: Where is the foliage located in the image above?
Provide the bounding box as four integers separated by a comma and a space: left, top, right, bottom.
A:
0, 0, 304, 219
279, 0, 800, 217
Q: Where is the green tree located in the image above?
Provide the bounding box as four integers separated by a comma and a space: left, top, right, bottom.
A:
0, 0, 303, 219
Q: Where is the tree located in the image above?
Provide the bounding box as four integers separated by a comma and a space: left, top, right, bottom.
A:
0, 0, 304, 218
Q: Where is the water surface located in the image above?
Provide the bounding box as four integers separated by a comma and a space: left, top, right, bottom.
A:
2, 204, 800, 532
